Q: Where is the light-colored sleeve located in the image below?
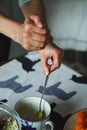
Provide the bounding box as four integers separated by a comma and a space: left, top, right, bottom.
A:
18, 0, 31, 7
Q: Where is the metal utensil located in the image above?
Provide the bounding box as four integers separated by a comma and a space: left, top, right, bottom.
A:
39, 74, 49, 112
36, 74, 49, 119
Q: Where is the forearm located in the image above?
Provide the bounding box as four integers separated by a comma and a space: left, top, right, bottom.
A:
0, 14, 20, 41
20, 0, 48, 26
0, 12, 48, 50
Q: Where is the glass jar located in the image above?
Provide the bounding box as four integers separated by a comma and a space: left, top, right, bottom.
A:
0, 102, 21, 130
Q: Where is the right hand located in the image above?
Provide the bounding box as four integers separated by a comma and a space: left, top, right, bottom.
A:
39, 42, 64, 75
15, 15, 47, 50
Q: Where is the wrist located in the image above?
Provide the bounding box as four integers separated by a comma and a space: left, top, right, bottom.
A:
11, 22, 22, 43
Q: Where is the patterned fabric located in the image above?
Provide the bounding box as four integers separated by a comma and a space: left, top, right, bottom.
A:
0, 51, 87, 130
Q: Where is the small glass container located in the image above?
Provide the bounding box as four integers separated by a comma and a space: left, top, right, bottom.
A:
0, 102, 21, 130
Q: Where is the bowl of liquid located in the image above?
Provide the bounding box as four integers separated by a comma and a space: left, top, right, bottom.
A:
14, 97, 53, 130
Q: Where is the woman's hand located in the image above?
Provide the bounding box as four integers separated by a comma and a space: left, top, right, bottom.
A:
38, 42, 64, 75
16, 15, 47, 50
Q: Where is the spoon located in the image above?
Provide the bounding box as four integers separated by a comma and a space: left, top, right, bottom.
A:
27, 75, 49, 121
36, 74, 49, 119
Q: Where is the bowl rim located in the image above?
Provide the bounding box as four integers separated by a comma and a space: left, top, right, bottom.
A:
14, 96, 51, 122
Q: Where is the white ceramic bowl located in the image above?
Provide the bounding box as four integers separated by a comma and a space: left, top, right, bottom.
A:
14, 97, 54, 130
15, 96, 51, 121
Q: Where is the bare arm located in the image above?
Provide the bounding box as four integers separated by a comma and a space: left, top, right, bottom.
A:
20, 0, 48, 27
20, 0, 64, 74
0, 14, 20, 42
0, 12, 46, 50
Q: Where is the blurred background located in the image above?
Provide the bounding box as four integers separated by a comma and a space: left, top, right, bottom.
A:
0, 0, 87, 76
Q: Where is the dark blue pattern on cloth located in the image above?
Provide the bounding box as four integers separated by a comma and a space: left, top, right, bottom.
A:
0, 99, 8, 103
71, 75, 87, 84
0, 76, 77, 99
17, 55, 40, 72
37, 81, 77, 100
0, 76, 33, 93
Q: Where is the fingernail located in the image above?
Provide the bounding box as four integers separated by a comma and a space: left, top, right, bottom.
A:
45, 71, 49, 76
38, 22, 43, 28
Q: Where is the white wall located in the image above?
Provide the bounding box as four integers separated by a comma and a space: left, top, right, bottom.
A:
43, 0, 87, 51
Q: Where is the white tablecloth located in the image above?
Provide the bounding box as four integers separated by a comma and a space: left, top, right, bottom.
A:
0, 51, 87, 130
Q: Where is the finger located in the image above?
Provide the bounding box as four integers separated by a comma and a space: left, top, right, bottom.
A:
23, 29, 46, 48
33, 26, 47, 34
30, 15, 43, 28
50, 63, 60, 72
23, 31, 46, 42
22, 42, 41, 50
22, 35, 45, 49
40, 57, 50, 75
24, 23, 46, 35
31, 33, 46, 43
49, 56, 62, 72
